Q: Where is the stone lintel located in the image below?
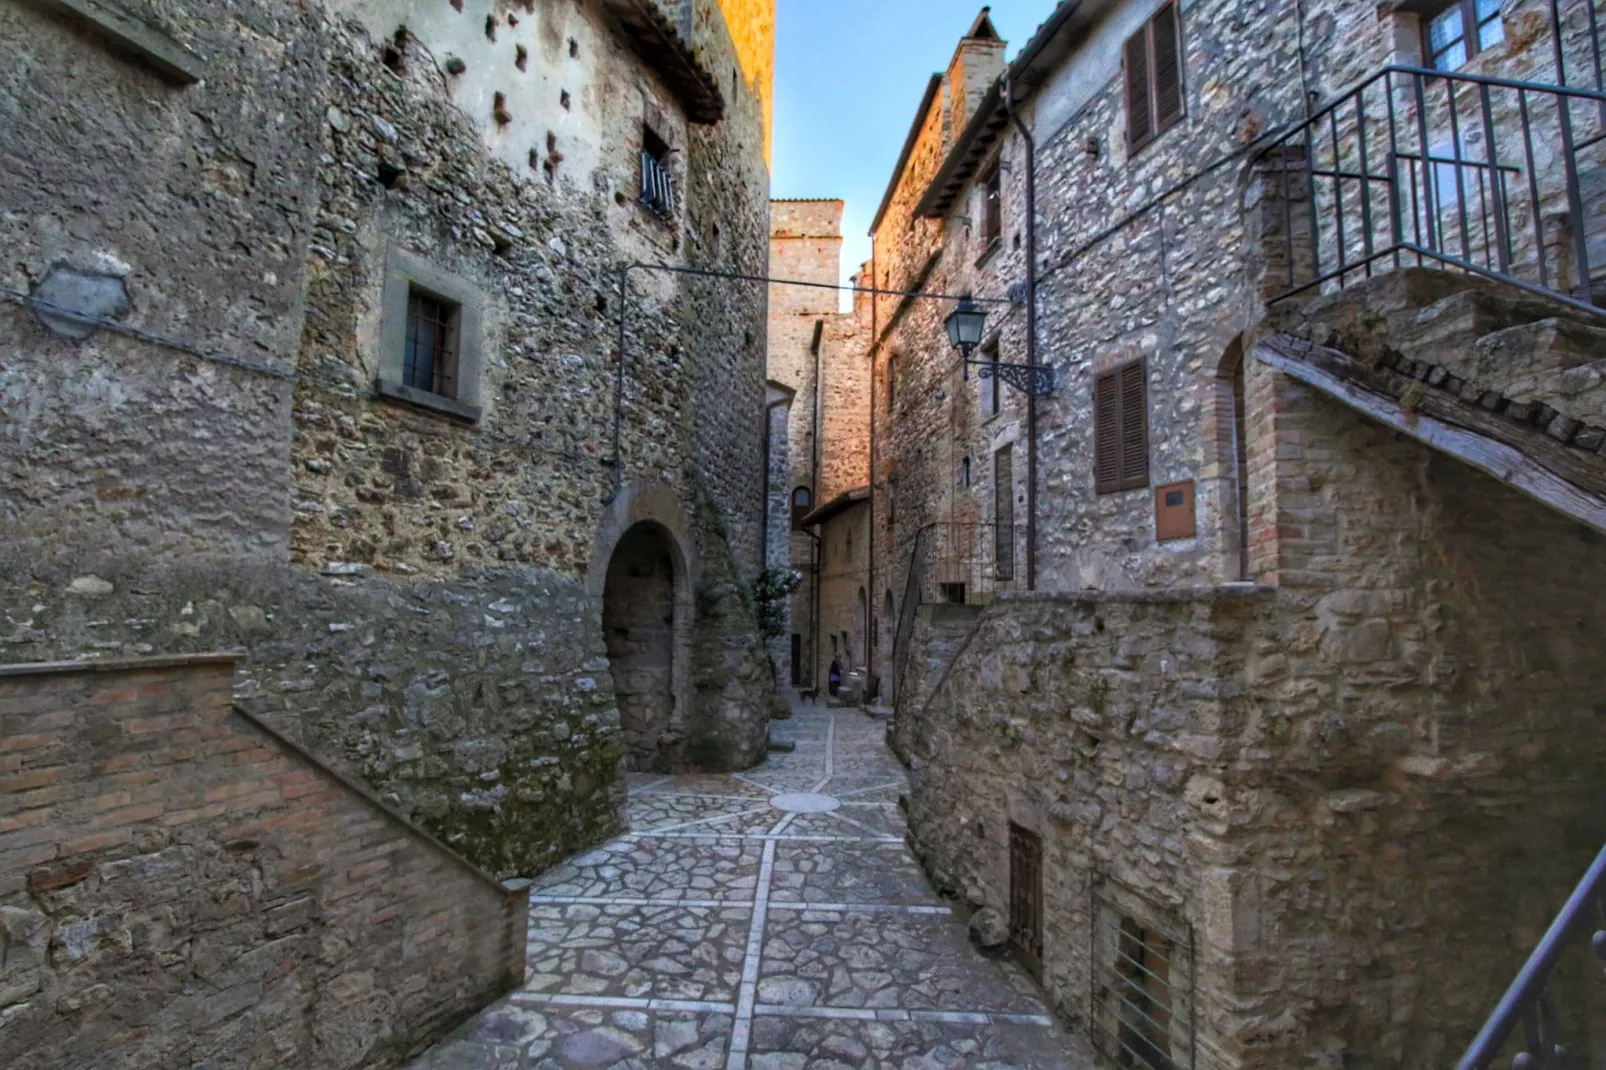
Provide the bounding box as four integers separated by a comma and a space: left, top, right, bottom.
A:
32, 0, 205, 84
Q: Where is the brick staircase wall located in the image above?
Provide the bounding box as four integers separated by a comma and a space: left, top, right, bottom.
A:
0, 654, 529, 1070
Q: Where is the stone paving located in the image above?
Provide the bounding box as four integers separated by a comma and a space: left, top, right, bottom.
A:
405, 702, 1089, 1069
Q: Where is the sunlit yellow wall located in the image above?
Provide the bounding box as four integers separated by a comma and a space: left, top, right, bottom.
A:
714, 0, 775, 164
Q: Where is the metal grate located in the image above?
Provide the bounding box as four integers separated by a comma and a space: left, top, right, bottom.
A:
1092, 885, 1194, 1070
403, 289, 459, 399
1009, 823, 1043, 973
640, 149, 677, 218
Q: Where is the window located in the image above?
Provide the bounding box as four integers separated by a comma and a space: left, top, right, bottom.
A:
640, 125, 676, 218
886, 479, 896, 527
403, 289, 460, 398
791, 487, 813, 529
981, 338, 1001, 416
886, 354, 897, 413
1123, 3, 1185, 154
1094, 360, 1150, 494
1424, 0, 1504, 70
1114, 919, 1179, 1069
994, 444, 1015, 581
961, 456, 972, 487
377, 249, 485, 422
980, 159, 1003, 249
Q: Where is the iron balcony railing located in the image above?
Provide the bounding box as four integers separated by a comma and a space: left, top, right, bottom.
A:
1458, 843, 1606, 1068
1262, 62, 1606, 321
889, 521, 1023, 709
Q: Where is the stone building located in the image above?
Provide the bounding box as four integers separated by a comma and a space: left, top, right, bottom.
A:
0, 0, 776, 890
765, 199, 871, 692
870, 1, 1606, 1067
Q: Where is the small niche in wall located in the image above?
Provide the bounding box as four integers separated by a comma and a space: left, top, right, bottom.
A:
484, 14, 496, 40
516, 45, 528, 71
381, 27, 407, 73
569, 38, 580, 58
493, 92, 511, 125
560, 89, 571, 110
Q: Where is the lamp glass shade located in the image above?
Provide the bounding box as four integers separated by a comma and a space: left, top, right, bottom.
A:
945, 297, 987, 351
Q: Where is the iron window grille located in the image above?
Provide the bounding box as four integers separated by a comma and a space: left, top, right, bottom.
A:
1422, 0, 1504, 71
640, 127, 677, 219
1092, 883, 1195, 1070
403, 287, 461, 399
1008, 822, 1043, 972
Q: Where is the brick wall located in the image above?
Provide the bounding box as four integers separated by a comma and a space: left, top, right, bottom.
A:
0, 654, 528, 1070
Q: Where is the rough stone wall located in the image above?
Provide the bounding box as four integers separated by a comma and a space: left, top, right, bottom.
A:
1, 0, 775, 878
906, 406, 1606, 1066
0, 655, 527, 1070
816, 503, 871, 675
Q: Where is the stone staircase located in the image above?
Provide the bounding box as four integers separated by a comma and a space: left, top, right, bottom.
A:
888, 602, 986, 763
1259, 268, 1606, 533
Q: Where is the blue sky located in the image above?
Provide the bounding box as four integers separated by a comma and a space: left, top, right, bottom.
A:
771, 1, 1053, 290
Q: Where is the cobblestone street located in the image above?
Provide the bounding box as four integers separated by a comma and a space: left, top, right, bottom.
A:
406, 704, 1087, 1069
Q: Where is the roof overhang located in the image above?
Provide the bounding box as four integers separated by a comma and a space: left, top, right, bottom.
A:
869, 74, 944, 236
799, 485, 871, 528
599, 0, 725, 124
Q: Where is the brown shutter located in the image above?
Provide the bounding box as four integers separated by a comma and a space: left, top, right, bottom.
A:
1123, 28, 1152, 151
1119, 359, 1149, 490
1094, 370, 1122, 493
1152, 4, 1184, 133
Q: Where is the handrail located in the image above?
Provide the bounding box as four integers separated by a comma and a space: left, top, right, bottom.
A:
1457, 844, 1606, 1068
1260, 57, 1606, 317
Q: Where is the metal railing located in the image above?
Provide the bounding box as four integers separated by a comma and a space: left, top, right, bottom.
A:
889, 521, 1022, 710
1457, 844, 1606, 1069
1262, 62, 1606, 320
639, 152, 676, 218
1092, 887, 1196, 1070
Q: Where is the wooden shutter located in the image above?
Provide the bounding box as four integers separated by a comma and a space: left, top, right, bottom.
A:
1123, 28, 1152, 151
994, 445, 1015, 581
1119, 359, 1149, 489
1095, 359, 1149, 494
1152, 4, 1184, 132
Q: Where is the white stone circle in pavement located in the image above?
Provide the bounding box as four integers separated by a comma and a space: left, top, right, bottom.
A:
768, 791, 841, 813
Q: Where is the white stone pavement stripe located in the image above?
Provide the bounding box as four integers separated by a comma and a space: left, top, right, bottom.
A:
833, 780, 903, 799
810, 713, 836, 793
630, 775, 673, 795
823, 808, 892, 840
634, 791, 766, 802
626, 832, 903, 843
510, 992, 736, 1015
728, 838, 778, 1070
752, 1005, 1055, 1027
524, 893, 950, 915
632, 804, 773, 835
506, 992, 1054, 1028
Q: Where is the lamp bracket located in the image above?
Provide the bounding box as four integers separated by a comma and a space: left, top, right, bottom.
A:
965, 358, 1055, 397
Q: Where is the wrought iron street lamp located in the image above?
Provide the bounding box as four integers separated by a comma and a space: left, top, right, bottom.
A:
947, 295, 1054, 397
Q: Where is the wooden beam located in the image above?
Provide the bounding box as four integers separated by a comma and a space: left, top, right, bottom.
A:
1253, 334, 1606, 535
30, 0, 204, 84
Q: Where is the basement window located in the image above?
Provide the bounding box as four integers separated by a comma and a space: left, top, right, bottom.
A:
1093, 886, 1193, 1070
640, 126, 677, 219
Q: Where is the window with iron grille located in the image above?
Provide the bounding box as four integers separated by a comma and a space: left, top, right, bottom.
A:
980, 337, 1001, 416
980, 159, 1003, 249
994, 444, 1015, 581
1008, 823, 1043, 972
640, 125, 676, 218
403, 288, 461, 400
1421, 0, 1504, 70
1093, 883, 1194, 1070
1123, 3, 1185, 155
1094, 359, 1149, 494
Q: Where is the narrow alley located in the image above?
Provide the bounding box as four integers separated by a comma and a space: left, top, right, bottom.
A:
405, 704, 1089, 1069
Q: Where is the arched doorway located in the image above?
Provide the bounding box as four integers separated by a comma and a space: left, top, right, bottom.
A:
603, 522, 678, 772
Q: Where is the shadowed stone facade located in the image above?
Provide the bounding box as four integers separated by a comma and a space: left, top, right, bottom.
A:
0, 0, 775, 885
871, 2, 1606, 1067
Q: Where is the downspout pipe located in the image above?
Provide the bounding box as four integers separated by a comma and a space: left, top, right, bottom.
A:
1004, 75, 1039, 592
867, 247, 878, 697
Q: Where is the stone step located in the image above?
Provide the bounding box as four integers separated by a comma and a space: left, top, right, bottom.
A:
1466, 319, 1606, 433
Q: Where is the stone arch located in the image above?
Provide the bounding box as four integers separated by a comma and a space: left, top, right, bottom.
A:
1205, 336, 1251, 581
589, 481, 695, 772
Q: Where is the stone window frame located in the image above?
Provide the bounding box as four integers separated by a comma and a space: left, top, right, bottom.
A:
1090, 877, 1195, 1070
977, 155, 1004, 262
376, 249, 486, 423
